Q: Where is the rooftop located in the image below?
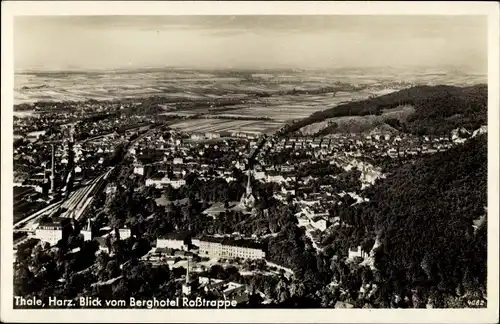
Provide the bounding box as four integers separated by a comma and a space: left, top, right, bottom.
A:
222, 238, 264, 250
199, 236, 264, 250
158, 232, 191, 241
199, 236, 224, 244
38, 216, 65, 228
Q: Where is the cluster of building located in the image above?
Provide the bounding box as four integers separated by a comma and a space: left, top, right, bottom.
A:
74, 114, 154, 141
14, 130, 130, 202
14, 111, 73, 136
189, 131, 261, 141
287, 189, 367, 235
259, 130, 466, 163
194, 277, 257, 304
124, 127, 387, 242
136, 231, 268, 302
13, 111, 152, 194
31, 217, 132, 248
13, 99, 133, 137
128, 129, 253, 187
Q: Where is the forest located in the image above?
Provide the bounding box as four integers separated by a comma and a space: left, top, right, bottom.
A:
320, 134, 488, 307
367, 133, 488, 306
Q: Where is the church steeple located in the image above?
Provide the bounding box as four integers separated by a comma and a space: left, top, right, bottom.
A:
239, 167, 256, 211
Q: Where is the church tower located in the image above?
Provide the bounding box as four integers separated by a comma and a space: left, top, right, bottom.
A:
239, 168, 256, 210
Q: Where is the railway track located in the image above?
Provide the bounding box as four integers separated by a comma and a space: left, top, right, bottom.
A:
14, 201, 63, 230
14, 168, 114, 233
60, 168, 113, 219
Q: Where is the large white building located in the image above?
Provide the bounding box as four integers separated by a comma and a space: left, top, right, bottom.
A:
199, 236, 265, 260
34, 218, 64, 246
157, 232, 191, 251
145, 177, 186, 189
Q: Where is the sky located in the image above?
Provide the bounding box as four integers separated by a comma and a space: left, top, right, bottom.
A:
14, 15, 487, 72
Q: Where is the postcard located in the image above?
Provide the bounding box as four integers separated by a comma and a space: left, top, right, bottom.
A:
1, 1, 499, 323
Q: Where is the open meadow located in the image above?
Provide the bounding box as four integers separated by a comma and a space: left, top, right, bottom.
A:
169, 118, 284, 135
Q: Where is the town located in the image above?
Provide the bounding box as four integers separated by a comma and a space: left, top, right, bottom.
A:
13, 98, 487, 308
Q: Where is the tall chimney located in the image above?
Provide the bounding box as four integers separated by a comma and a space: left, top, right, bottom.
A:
246, 168, 252, 195
50, 144, 55, 193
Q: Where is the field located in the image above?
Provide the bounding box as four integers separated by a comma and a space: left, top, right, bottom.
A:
15, 68, 485, 105
169, 118, 283, 136
214, 95, 354, 122
162, 90, 387, 122
15, 68, 486, 138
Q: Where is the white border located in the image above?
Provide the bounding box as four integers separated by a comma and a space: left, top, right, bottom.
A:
1, 1, 499, 323
0, 1, 498, 15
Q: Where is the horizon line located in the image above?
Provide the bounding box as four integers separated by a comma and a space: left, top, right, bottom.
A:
14, 64, 487, 75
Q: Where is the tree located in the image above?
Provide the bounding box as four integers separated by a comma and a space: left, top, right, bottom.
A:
278, 289, 290, 304
14, 267, 36, 297
96, 253, 110, 280
105, 260, 121, 280
290, 281, 306, 298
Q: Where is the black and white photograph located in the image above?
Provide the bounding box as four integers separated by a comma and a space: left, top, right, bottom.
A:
1, 1, 499, 323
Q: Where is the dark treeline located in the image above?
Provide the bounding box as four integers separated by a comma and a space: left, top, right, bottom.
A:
275, 84, 364, 96
16, 94, 250, 114
300, 134, 488, 308
355, 134, 487, 307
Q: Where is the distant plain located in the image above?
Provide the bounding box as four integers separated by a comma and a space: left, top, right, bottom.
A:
14, 67, 487, 134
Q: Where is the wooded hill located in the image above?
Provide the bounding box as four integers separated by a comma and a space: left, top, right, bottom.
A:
363, 134, 488, 305
283, 84, 487, 136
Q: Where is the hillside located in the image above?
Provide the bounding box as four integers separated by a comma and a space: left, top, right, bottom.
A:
284, 84, 487, 136
361, 134, 487, 305
301, 115, 404, 136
